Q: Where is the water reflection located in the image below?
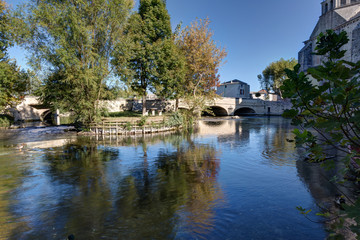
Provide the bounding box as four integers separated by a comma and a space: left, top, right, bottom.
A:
199, 117, 297, 167
0, 117, 328, 239
5, 135, 222, 239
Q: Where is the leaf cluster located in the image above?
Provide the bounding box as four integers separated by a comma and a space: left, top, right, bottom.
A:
282, 30, 360, 162
13, 0, 133, 124
282, 29, 360, 238
177, 18, 227, 98
258, 58, 297, 96
0, 0, 30, 111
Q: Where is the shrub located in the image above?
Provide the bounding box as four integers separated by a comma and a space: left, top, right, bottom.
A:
138, 115, 148, 126
0, 114, 14, 127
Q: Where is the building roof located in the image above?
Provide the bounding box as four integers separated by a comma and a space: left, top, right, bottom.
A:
221, 79, 248, 85
258, 89, 268, 94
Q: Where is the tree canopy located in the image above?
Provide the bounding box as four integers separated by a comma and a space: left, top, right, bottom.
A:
258, 58, 297, 96
0, 0, 29, 111
113, 0, 180, 115
178, 18, 227, 98
14, 0, 133, 123
176, 18, 227, 114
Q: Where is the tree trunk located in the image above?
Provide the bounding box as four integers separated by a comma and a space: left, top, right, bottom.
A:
175, 98, 179, 111
142, 93, 147, 116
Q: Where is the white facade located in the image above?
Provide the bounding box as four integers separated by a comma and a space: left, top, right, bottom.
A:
216, 80, 250, 99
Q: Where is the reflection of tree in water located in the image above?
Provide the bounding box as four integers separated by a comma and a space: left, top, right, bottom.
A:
158, 146, 222, 238
8, 137, 120, 239
260, 117, 298, 166
112, 139, 223, 239
0, 150, 29, 239
9, 135, 222, 239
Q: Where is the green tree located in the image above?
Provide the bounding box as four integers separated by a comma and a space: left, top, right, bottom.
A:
0, 0, 29, 111
258, 58, 297, 97
177, 18, 227, 115
113, 0, 177, 115
281, 30, 360, 238
14, 0, 133, 124
154, 34, 187, 111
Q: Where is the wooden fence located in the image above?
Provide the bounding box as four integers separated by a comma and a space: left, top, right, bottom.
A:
89, 118, 177, 135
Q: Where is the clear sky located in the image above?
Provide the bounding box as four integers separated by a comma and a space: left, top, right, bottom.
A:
6, 0, 322, 91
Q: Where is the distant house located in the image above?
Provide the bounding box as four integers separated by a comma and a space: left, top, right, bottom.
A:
251, 89, 268, 100
216, 79, 250, 98
251, 89, 280, 101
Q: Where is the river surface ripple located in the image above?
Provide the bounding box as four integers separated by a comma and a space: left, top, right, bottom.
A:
0, 117, 328, 239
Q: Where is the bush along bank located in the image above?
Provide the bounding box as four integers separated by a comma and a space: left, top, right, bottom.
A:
86, 111, 195, 136
0, 114, 14, 128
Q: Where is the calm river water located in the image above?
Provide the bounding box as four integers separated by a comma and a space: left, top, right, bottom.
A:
0, 117, 329, 239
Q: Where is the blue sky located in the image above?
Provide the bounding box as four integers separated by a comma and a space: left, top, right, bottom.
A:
6, 0, 321, 91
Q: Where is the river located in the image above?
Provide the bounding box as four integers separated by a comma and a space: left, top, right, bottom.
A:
0, 117, 330, 239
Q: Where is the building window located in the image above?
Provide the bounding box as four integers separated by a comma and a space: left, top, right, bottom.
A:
341, 0, 347, 5
225, 85, 227, 88
330, 0, 334, 9
325, 3, 328, 12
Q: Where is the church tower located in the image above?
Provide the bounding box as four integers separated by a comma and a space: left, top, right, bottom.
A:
298, 0, 360, 71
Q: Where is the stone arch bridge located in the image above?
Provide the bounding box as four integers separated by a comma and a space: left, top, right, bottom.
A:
10, 96, 291, 122
178, 97, 292, 116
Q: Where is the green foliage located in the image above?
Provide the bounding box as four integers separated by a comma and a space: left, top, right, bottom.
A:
258, 58, 297, 96
0, 114, 13, 127
138, 115, 148, 126
0, 60, 29, 110
14, 0, 133, 124
166, 111, 183, 128
125, 121, 132, 131
0, 0, 29, 111
296, 206, 312, 215
154, 35, 187, 102
113, 0, 177, 115
282, 30, 360, 237
165, 110, 195, 130
106, 111, 142, 118
60, 115, 76, 125
282, 30, 360, 161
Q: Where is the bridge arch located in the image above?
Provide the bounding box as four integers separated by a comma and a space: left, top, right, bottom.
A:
41, 110, 53, 123
234, 107, 256, 116
202, 106, 228, 117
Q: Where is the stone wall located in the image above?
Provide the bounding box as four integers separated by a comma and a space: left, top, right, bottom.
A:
8, 96, 47, 121
352, 23, 360, 62
299, 3, 360, 72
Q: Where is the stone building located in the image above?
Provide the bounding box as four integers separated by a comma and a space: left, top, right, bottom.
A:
216, 79, 250, 99
298, 0, 360, 72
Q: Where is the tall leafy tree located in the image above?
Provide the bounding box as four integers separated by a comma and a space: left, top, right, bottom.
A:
13, 0, 133, 124
0, 0, 29, 111
177, 18, 227, 113
155, 30, 186, 111
113, 0, 174, 115
258, 58, 297, 96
